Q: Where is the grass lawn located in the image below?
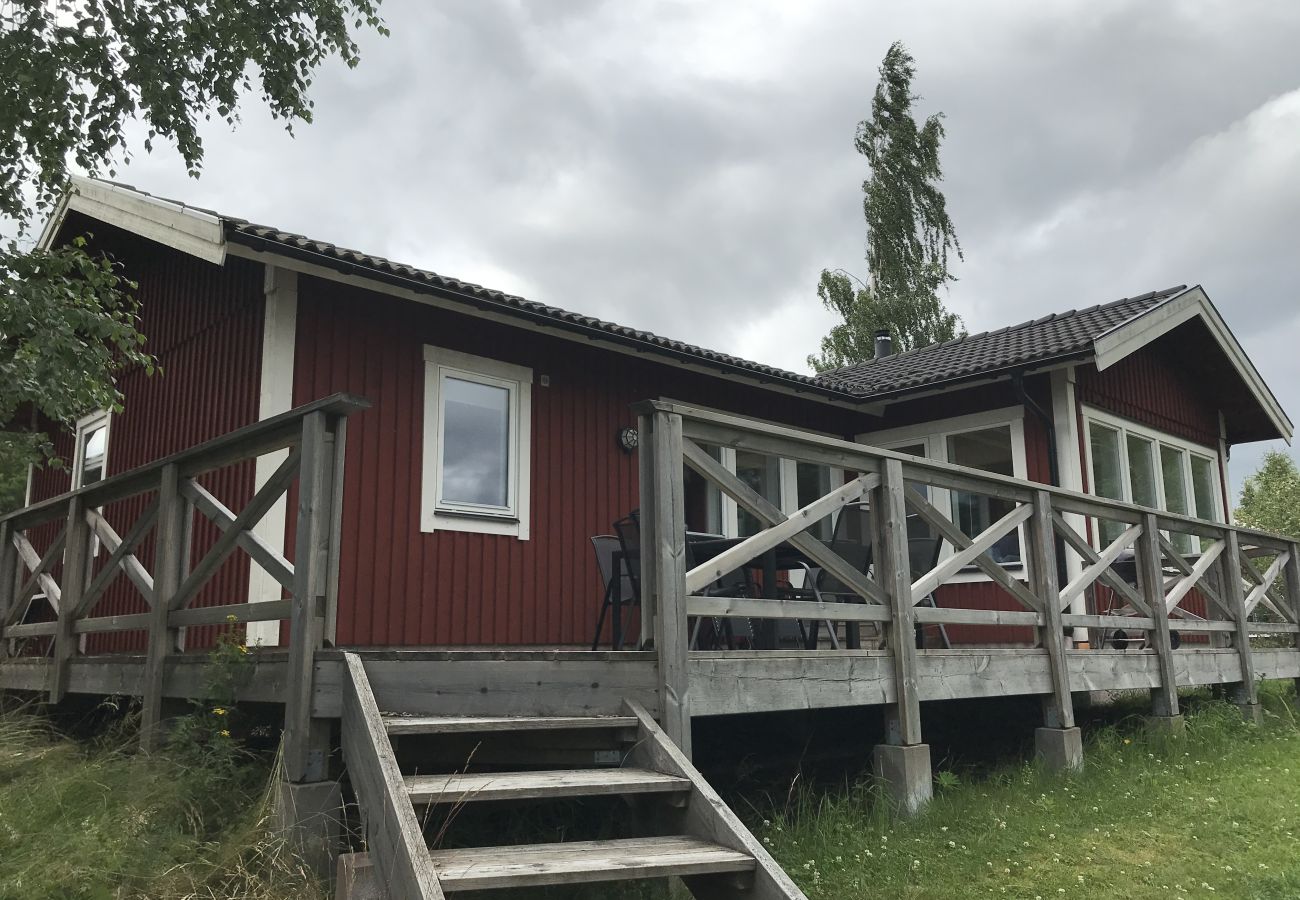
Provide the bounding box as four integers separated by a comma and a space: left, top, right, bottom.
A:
0, 704, 321, 900
760, 687, 1300, 899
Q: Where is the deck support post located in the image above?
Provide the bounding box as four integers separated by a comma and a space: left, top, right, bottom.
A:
1030, 491, 1081, 772
1222, 530, 1260, 717
0, 520, 16, 654
285, 411, 331, 783
49, 495, 89, 703
1138, 513, 1181, 726
141, 463, 186, 750
273, 778, 344, 879
872, 458, 930, 814
1285, 541, 1300, 708
643, 409, 691, 758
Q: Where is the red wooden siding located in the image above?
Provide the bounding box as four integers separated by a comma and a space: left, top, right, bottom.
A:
26, 217, 265, 653
291, 276, 873, 648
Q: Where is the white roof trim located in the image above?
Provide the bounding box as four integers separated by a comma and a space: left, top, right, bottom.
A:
38, 175, 226, 264
1093, 285, 1293, 442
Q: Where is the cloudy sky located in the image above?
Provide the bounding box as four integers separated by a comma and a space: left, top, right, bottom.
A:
91, 0, 1300, 496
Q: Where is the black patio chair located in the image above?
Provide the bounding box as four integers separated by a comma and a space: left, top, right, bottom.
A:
785, 502, 875, 650
684, 539, 755, 650
590, 535, 638, 650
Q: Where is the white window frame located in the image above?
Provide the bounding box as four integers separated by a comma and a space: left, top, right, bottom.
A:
1080, 405, 1224, 552
856, 407, 1029, 584
72, 409, 111, 490
420, 346, 532, 539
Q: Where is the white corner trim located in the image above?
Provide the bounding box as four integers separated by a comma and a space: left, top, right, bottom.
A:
247, 266, 298, 647
1092, 286, 1293, 442
1050, 367, 1089, 640
420, 345, 533, 540
44, 175, 227, 265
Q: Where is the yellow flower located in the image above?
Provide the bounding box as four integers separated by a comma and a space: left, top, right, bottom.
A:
212, 707, 226, 716
219, 730, 230, 738
226, 613, 239, 624
1123, 738, 1132, 745
237, 645, 249, 654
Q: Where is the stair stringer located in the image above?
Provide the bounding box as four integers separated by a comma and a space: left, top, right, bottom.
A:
623, 701, 809, 900
340, 652, 445, 899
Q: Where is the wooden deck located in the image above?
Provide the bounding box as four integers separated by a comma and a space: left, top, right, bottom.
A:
6, 395, 1300, 897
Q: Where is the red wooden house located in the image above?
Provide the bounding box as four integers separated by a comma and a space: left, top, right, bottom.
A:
24, 177, 1292, 653
8, 177, 1300, 897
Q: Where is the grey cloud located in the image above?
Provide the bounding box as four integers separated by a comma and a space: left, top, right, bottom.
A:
96, 0, 1300, 497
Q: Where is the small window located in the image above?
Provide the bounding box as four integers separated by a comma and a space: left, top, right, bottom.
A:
421, 347, 532, 538
73, 411, 111, 489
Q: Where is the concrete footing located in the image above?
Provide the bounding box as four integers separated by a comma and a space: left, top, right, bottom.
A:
1236, 702, 1264, 725
1146, 714, 1185, 737
872, 743, 932, 817
1034, 726, 1083, 773
274, 779, 343, 880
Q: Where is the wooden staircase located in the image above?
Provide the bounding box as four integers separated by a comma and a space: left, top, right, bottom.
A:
338, 652, 806, 898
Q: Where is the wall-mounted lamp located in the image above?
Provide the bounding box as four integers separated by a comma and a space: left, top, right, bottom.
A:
617, 427, 639, 453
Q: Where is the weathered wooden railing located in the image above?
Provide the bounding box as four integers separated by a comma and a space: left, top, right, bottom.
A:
0, 393, 368, 780
635, 401, 1300, 760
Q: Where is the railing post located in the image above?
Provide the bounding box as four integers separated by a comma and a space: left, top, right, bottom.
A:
0, 520, 15, 653
49, 495, 90, 703
1138, 512, 1181, 727
872, 457, 930, 815
644, 409, 691, 758
284, 411, 330, 782
1030, 491, 1081, 771
1285, 541, 1300, 705
1222, 530, 1261, 721
141, 463, 186, 750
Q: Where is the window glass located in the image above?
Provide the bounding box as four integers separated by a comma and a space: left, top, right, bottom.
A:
796, 462, 834, 541
79, 424, 107, 487
1159, 444, 1193, 554
685, 444, 726, 536
1126, 435, 1158, 509
1088, 423, 1125, 545
735, 450, 781, 537
440, 376, 510, 508
946, 427, 1020, 563
1190, 455, 1217, 521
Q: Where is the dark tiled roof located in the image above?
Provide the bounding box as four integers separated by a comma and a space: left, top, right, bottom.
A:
80, 179, 1186, 405
224, 218, 855, 397
819, 286, 1190, 398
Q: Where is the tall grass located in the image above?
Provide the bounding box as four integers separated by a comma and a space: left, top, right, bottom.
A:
757, 686, 1300, 898
0, 703, 324, 900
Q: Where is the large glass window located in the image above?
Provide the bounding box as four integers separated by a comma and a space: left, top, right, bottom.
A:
1083, 411, 1223, 554
947, 427, 1021, 564
735, 450, 782, 537
863, 410, 1028, 572
796, 461, 835, 541
421, 347, 532, 538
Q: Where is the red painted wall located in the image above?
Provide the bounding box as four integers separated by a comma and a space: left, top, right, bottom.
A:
25, 218, 265, 653
291, 276, 875, 647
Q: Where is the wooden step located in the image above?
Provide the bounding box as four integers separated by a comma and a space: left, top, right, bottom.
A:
405, 767, 690, 804
429, 835, 755, 891
382, 715, 638, 736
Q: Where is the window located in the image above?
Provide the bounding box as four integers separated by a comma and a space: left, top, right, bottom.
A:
1082, 408, 1223, 554
73, 410, 111, 489
859, 408, 1029, 574
682, 444, 841, 541
421, 347, 532, 538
